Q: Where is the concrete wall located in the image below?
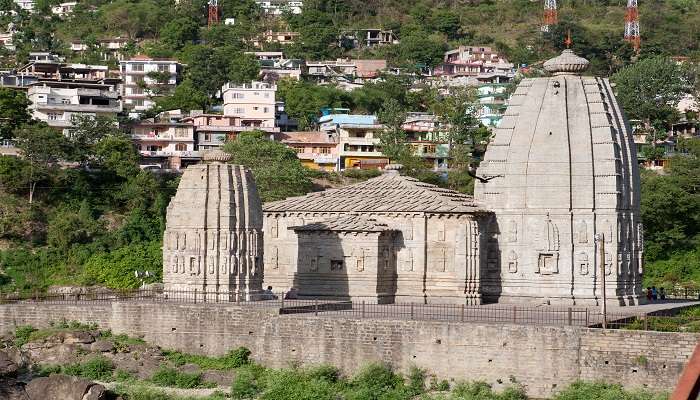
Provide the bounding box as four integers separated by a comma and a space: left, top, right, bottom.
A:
0, 302, 695, 399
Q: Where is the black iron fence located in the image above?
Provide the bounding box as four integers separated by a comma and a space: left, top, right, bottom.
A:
1, 289, 698, 332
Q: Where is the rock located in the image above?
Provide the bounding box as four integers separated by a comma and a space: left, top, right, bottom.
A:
62, 331, 95, 344
90, 340, 114, 353
0, 377, 29, 400
25, 374, 107, 400
0, 350, 18, 376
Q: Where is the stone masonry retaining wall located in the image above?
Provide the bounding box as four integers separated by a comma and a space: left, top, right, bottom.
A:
0, 302, 696, 398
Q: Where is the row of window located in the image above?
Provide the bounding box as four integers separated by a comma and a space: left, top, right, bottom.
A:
292, 146, 331, 154
128, 64, 173, 72
230, 92, 271, 99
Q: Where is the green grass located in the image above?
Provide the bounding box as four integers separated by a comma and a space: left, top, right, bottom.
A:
149, 366, 214, 389
13, 320, 98, 347
62, 355, 115, 381
623, 306, 700, 333
164, 347, 251, 371
113, 382, 228, 400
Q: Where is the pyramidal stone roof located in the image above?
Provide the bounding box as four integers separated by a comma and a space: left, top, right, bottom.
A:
263, 172, 487, 214
290, 215, 394, 232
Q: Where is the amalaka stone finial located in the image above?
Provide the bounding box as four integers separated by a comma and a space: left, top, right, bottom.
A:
384, 164, 403, 175
202, 149, 232, 164
543, 49, 590, 75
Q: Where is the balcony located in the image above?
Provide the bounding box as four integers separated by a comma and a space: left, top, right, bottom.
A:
342, 137, 379, 146
140, 150, 201, 158
37, 102, 122, 113
340, 150, 384, 158
132, 133, 193, 142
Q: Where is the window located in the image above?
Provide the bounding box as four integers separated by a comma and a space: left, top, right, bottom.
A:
264, 92, 270, 98
292, 147, 302, 153
134, 99, 145, 107
132, 87, 144, 95
61, 98, 70, 104
254, 92, 259, 95
132, 64, 144, 72
263, 107, 269, 113
253, 107, 259, 111
175, 127, 189, 138
47, 112, 62, 121
157, 64, 169, 72
175, 143, 187, 151
319, 147, 330, 154
232, 92, 244, 99
203, 133, 211, 142
232, 107, 245, 114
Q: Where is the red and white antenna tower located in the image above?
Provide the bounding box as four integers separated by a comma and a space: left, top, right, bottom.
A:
624, 0, 641, 51
208, 0, 220, 28
542, 0, 558, 33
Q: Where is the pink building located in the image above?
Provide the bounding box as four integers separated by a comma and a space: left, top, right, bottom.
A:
131, 121, 198, 170
182, 113, 280, 151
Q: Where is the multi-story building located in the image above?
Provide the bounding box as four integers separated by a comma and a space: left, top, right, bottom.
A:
274, 131, 338, 171
130, 120, 198, 170
434, 46, 515, 84
319, 109, 387, 170
255, 0, 302, 15
27, 81, 121, 133
0, 31, 14, 51
402, 113, 450, 170
14, 0, 34, 12
252, 30, 299, 49
221, 81, 276, 129
181, 113, 280, 151
305, 59, 387, 84
71, 37, 130, 61
120, 55, 185, 114
475, 83, 509, 127
51, 1, 76, 16
339, 29, 399, 49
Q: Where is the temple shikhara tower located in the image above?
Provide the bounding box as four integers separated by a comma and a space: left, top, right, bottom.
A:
163, 150, 264, 300
474, 49, 643, 305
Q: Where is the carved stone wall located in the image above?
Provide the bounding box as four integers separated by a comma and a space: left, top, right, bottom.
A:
474, 67, 643, 305
163, 162, 264, 300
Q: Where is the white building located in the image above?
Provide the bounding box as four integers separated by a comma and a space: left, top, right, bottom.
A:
255, 0, 302, 15
14, 0, 34, 12
131, 120, 199, 170
51, 2, 76, 16
27, 82, 122, 133
119, 55, 185, 114
222, 81, 276, 129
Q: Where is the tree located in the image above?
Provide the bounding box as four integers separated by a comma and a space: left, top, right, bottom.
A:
223, 131, 312, 202
65, 115, 121, 166
228, 53, 260, 84
0, 88, 32, 139
276, 79, 352, 129
155, 79, 209, 112
160, 16, 200, 51
377, 98, 410, 162
180, 45, 238, 103
93, 134, 140, 179
13, 124, 67, 204
612, 57, 696, 126
432, 9, 461, 39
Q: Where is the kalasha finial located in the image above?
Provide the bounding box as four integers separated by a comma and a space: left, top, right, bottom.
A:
543, 49, 590, 76
202, 149, 232, 163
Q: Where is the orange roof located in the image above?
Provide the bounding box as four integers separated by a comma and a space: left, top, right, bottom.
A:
274, 131, 337, 145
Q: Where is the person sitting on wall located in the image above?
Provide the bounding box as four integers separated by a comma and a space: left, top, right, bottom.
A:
646, 287, 652, 301
284, 287, 299, 300
659, 287, 666, 301
652, 286, 658, 301
263, 286, 277, 300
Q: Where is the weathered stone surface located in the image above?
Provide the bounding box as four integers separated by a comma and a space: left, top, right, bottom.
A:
0, 350, 18, 376
62, 331, 96, 344
25, 374, 104, 400
163, 156, 264, 300
474, 49, 643, 305
0, 302, 696, 399
263, 171, 488, 303
0, 378, 29, 400
90, 340, 114, 353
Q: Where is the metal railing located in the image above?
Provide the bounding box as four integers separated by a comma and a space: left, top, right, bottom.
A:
1, 289, 698, 332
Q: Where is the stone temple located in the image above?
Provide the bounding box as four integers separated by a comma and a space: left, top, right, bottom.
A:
162, 149, 264, 300
473, 49, 643, 305
163, 49, 643, 306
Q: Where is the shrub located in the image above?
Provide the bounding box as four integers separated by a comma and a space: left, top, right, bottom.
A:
149, 366, 210, 389
34, 364, 62, 377
345, 363, 405, 400
342, 169, 382, 180
14, 325, 37, 347
164, 347, 251, 370
63, 356, 115, 381
552, 381, 667, 400
231, 363, 267, 399
259, 368, 337, 400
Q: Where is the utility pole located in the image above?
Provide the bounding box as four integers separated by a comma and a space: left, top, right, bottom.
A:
595, 233, 607, 329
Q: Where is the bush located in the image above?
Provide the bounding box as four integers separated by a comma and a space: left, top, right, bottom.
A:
165, 347, 251, 370
231, 363, 267, 399
149, 366, 211, 389
63, 356, 115, 381
14, 325, 37, 347
81, 241, 162, 289
259, 368, 337, 400
345, 363, 406, 400
552, 381, 667, 400
342, 169, 382, 180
